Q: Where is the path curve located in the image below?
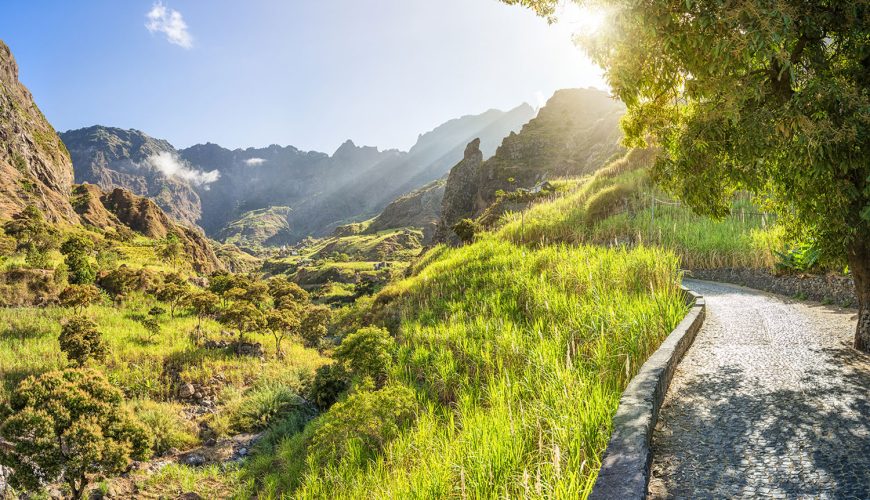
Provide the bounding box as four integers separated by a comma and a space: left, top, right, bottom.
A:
648, 279, 870, 499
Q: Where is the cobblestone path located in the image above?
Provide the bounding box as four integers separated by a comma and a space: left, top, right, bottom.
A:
648, 279, 870, 499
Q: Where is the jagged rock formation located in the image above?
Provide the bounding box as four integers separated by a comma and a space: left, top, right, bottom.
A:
0, 40, 77, 222
61, 104, 535, 244
60, 126, 204, 228
435, 89, 625, 244
73, 184, 223, 274
433, 140, 485, 244
365, 180, 445, 243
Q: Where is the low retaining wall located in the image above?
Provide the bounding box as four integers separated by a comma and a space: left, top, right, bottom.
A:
688, 268, 855, 307
589, 287, 706, 500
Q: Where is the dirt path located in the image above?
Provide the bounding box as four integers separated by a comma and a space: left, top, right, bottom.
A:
648, 279, 870, 499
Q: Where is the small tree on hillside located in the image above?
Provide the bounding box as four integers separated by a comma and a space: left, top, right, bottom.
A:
139, 317, 161, 343
59, 316, 106, 366
159, 234, 185, 271
0, 368, 150, 500
452, 218, 478, 245
4, 205, 60, 268
266, 304, 301, 358
299, 304, 332, 349
185, 290, 220, 332
268, 276, 309, 307
220, 301, 265, 349
60, 235, 95, 285
59, 284, 101, 314
334, 326, 396, 387
156, 282, 189, 318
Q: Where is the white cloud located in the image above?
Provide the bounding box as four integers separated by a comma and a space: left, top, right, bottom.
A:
244, 158, 266, 166
145, 152, 219, 186
145, 2, 193, 49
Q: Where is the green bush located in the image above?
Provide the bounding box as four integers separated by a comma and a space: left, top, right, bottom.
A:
59, 316, 106, 366
774, 242, 821, 273
307, 364, 349, 411
308, 384, 417, 467
334, 326, 395, 386
130, 400, 198, 455
225, 384, 307, 433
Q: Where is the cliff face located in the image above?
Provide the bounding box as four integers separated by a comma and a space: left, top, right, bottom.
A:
60, 126, 204, 228
435, 89, 625, 243
0, 40, 77, 223
365, 179, 446, 244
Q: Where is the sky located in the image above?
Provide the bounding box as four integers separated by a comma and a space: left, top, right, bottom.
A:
1, 0, 606, 154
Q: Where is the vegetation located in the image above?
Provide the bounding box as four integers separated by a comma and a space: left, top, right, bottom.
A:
0, 368, 150, 499
506, 0, 870, 350
58, 316, 107, 366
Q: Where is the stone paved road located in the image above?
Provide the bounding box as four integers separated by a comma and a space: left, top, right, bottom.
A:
648, 279, 870, 500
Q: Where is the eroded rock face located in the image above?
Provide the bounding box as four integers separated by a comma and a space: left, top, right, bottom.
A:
0, 40, 77, 222
433, 139, 484, 244
435, 88, 625, 244
365, 179, 445, 244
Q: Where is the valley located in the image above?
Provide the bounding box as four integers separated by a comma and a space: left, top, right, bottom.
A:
1, 0, 868, 495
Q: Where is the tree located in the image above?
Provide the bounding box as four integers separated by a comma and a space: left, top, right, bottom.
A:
334, 326, 395, 386
159, 234, 185, 271
60, 235, 96, 285
299, 304, 331, 349
220, 301, 265, 348
268, 276, 309, 307
185, 290, 220, 336
97, 265, 137, 299
156, 282, 189, 318
4, 205, 59, 268
452, 218, 478, 244
506, 0, 870, 351
139, 317, 161, 343
59, 284, 101, 314
59, 316, 106, 366
266, 304, 301, 358
0, 368, 150, 499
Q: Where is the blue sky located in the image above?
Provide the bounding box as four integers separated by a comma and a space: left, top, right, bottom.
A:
1, 0, 605, 153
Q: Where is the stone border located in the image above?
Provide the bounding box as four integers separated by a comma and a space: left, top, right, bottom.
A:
589, 286, 706, 500
687, 268, 855, 307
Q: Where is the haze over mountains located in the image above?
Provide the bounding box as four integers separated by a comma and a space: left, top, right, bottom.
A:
61, 103, 537, 245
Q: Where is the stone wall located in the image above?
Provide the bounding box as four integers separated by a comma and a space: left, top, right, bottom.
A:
687, 268, 856, 307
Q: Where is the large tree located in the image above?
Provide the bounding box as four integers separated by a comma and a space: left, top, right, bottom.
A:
505, 0, 870, 351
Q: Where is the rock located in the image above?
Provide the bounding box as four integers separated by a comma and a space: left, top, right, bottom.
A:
180, 452, 206, 467
235, 341, 264, 357
237, 447, 248, 457
177, 493, 203, 500
178, 383, 196, 399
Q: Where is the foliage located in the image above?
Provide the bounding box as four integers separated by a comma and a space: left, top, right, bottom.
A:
3, 205, 60, 266
59, 316, 106, 366
59, 284, 101, 314
139, 317, 161, 343
223, 383, 308, 434
159, 234, 185, 270
96, 265, 138, 298
299, 304, 331, 349
774, 242, 821, 273
61, 235, 96, 285
0, 368, 150, 499
130, 399, 198, 455
451, 218, 479, 244
268, 276, 309, 307
306, 364, 350, 411
307, 384, 417, 467
156, 282, 189, 318
266, 305, 301, 358
220, 301, 265, 345
184, 289, 220, 332
334, 326, 395, 386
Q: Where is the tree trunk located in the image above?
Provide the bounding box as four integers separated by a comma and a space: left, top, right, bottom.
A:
848, 237, 870, 353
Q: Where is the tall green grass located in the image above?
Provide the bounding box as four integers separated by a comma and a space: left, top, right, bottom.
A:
244, 236, 687, 498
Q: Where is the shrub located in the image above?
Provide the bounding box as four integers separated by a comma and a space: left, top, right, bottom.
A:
334, 326, 395, 386
59, 284, 101, 314
452, 218, 479, 244
308, 384, 417, 466
306, 364, 350, 411
225, 384, 307, 434
130, 400, 198, 455
0, 368, 150, 499
59, 316, 106, 366
299, 305, 331, 349
60, 235, 95, 285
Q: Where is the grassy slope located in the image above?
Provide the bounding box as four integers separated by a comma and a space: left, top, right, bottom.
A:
244, 205, 688, 496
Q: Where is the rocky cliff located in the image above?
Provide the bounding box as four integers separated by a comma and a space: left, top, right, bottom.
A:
365, 179, 446, 243
60, 126, 204, 228
435, 89, 625, 243
0, 40, 77, 223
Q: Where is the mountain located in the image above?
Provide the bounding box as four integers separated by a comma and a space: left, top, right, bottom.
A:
60, 104, 535, 245
59, 126, 206, 229
0, 40, 77, 222
435, 88, 625, 243
364, 179, 446, 243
